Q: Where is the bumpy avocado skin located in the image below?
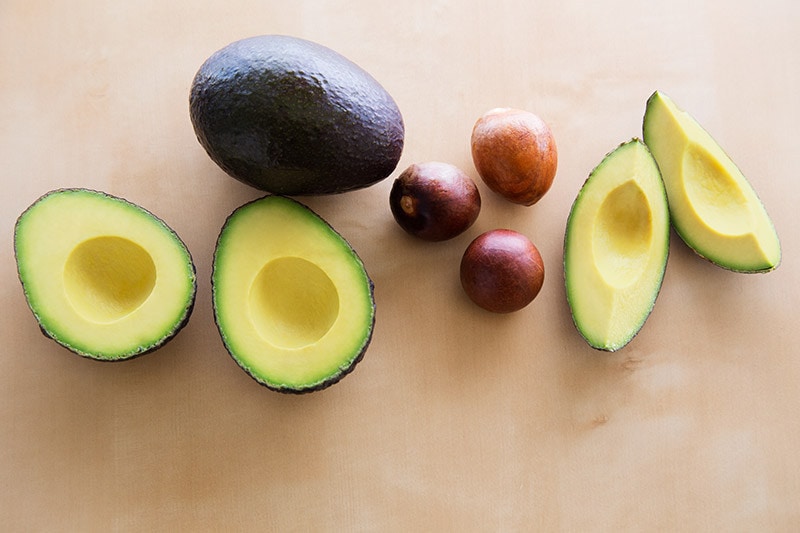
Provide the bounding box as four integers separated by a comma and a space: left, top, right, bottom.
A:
190, 35, 405, 195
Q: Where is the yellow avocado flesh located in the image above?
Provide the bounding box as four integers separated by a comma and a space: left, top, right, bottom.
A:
212, 195, 374, 392
565, 140, 670, 351
643, 91, 780, 272
14, 189, 196, 360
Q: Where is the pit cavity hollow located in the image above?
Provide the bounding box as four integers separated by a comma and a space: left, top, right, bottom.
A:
682, 142, 751, 236
593, 180, 653, 288
63, 236, 157, 323
248, 256, 339, 350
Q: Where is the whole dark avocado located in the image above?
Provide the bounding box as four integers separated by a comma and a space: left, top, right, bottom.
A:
190, 35, 405, 195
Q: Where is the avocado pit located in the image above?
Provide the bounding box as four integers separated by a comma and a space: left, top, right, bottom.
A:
471, 108, 557, 206
460, 229, 544, 313
389, 162, 480, 241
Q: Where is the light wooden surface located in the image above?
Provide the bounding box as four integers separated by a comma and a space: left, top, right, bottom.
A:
2, 1, 799, 530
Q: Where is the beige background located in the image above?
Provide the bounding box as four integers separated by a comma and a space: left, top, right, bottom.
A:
2, 1, 799, 530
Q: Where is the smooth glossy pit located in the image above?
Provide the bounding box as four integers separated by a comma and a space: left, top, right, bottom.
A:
63, 236, 157, 324
593, 180, 653, 288
248, 257, 340, 350
683, 142, 751, 236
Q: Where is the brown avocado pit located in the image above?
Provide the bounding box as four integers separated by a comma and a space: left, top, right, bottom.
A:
389, 162, 481, 241
471, 108, 558, 206
460, 229, 545, 313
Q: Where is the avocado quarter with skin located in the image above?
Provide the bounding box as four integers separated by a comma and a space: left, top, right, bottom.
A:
190, 34, 405, 195
14, 189, 197, 361
643, 91, 780, 273
212, 195, 375, 393
564, 140, 670, 352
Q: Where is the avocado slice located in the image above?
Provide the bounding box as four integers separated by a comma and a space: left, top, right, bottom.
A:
212, 195, 375, 393
190, 35, 404, 196
14, 189, 197, 360
564, 140, 670, 352
643, 91, 780, 272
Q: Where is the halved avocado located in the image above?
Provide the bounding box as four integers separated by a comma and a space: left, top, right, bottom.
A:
564, 140, 670, 352
643, 91, 780, 272
212, 195, 375, 393
14, 189, 197, 360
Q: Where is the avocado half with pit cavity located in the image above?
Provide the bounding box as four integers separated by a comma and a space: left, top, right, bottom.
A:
212, 195, 375, 393
564, 140, 670, 352
190, 34, 404, 195
643, 91, 780, 272
14, 189, 197, 360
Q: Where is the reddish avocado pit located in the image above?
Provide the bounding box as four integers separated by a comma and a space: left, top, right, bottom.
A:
460, 229, 545, 313
389, 162, 481, 241
471, 108, 557, 206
